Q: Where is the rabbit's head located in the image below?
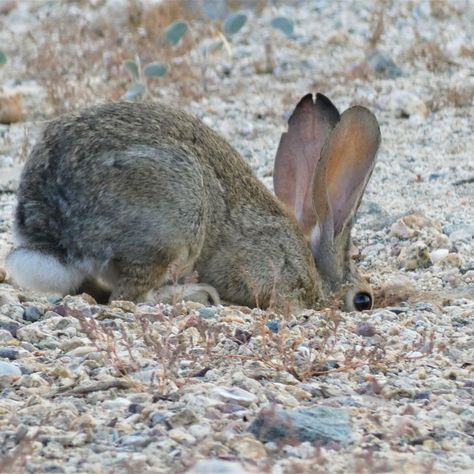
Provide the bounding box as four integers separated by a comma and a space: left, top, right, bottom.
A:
274, 93, 381, 311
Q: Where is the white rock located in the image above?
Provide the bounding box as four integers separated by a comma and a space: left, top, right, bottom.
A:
211, 386, 257, 406
429, 248, 449, 264
102, 398, 131, 411
66, 346, 97, 357
186, 459, 247, 474
389, 220, 413, 239
168, 428, 196, 444
381, 90, 429, 119
0, 361, 21, 386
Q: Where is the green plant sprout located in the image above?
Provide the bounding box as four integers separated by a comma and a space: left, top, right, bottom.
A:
165, 20, 188, 46
271, 16, 294, 37
123, 19, 189, 99
197, 10, 248, 92
223, 11, 247, 36
121, 10, 295, 97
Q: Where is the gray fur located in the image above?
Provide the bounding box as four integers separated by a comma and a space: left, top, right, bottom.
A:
8, 101, 319, 308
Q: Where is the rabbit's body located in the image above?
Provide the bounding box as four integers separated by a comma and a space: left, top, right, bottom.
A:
9, 102, 319, 307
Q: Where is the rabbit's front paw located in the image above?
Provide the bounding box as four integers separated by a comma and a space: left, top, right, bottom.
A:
148, 283, 220, 306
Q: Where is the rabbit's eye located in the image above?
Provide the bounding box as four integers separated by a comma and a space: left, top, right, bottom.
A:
353, 292, 372, 311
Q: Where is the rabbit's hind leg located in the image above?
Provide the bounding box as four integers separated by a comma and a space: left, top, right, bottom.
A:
6, 245, 85, 295
77, 277, 112, 304
108, 248, 187, 303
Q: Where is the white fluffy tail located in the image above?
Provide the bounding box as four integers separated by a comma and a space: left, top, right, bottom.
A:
6, 248, 84, 295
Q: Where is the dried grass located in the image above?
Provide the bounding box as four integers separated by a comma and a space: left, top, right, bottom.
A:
16, 0, 213, 114
403, 38, 456, 72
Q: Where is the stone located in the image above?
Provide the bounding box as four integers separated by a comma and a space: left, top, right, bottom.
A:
0, 360, 22, 385
102, 398, 131, 411
150, 411, 167, 426
66, 346, 97, 357
429, 248, 449, 264
0, 289, 19, 305
186, 459, 247, 474
198, 307, 216, 318
389, 220, 414, 239
47, 295, 63, 304
383, 90, 429, 119
355, 321, 376, 337
248, 406, 352, 445
187, 423, 212, 441
211, 386, 257, 407
37, 336, 60, 350
0, 329, 15, 343
229, 435, 266, 460
366, 49, 402, 78
168, 428, 196, 444
0, 318, 21, 337
167, 408, 198, 428
23, 306, 43, 322
266, 320, 280, 333
1, 304, 25, 322
0, 347, 19, 360
398, 242, 432, 270
443, 224, 474, 238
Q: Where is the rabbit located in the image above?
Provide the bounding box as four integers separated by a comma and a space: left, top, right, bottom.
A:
5, 92, 381, 311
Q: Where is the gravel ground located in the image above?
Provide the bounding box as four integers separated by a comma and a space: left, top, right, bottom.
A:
0, 1, 473, 473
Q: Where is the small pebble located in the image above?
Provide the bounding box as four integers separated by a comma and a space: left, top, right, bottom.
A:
414, 391, 431, 400
23, 306, 43, 322
248, 406, 352, 444
211, 386, 257, 407
167, 408, 198, 428
150, 412, 167, 426
198, 307, 216, 318
366, 49, 402, 78
0, 348, 19, 360
355, 321, 376, 337
234, 328, 252, 344
47, 295, 63, 304
0, 361, 22, 384
168, 428, 196, 444
187, 459, 247, 474
66, 345, 96, 357
443, 224, 474, 238
398, 242, 432, 270
430, 248, 449, 264
127, 403, 143, 414
0, 321, 21, 338
266, 320, 280, 333
229, 435, 267, 460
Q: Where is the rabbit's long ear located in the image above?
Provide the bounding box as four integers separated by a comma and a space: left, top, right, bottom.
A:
310, 106, 381, 273
273, 93, 340, 234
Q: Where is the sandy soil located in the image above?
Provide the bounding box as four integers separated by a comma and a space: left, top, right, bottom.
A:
0, 1, 473, 473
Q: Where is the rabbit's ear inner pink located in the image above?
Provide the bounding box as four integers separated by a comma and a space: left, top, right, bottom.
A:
273, 93, 340, 234
311, 106, 381, 255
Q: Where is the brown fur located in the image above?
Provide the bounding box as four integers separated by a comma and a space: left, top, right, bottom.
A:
8, 101, 319, 308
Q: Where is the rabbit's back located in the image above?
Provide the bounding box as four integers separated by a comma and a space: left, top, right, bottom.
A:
17, 104, 210, 260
